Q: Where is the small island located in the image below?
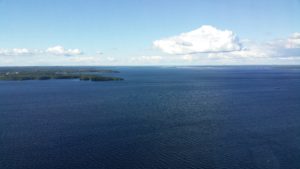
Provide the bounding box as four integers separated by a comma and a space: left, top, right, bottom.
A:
0, 67, 123, 82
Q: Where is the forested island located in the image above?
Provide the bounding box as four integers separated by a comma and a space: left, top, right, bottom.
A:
0, 67, 123, 81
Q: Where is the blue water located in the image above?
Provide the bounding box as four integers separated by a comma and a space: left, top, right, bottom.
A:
1, 66, 300, 169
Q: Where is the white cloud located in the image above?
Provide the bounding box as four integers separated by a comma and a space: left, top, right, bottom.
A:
1, 30, 300, 66
131, 55, 163, 62
285, 33, 300, 49
203, 38, 299, 61
220, 41, 274, 59
0, 46, 83, 57
68, 56, 98, 63
154, 26, 300, 64
106, 57, 116, 62
181, 55, 195, 61
236, 33, 300, 59
46, 46, 82, 56
0, 46, 87, 66
153, 25, 242, 54
0, 48, 40, 56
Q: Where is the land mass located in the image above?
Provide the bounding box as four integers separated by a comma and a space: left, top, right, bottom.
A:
0, 67, 123, 81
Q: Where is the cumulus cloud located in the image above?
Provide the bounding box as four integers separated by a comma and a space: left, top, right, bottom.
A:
285, 33, 300, 49
142, 55, 163, 61
67, 56, 101, 63
0, 46, 87, 66
0, 48, 40, 56
153, 25, 242, 54
154, 25, 300, 63
2, 29, 300, 66
255, 33, 300, 58
204, 36, 300, 60
0, 45, 83, 57
181, 55, 195, 61
131, 56, 163, 62
106, 57, 116, 62
46, 46, 82, 56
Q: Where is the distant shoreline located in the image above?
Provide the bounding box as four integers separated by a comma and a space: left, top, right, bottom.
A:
0, 67, 123, 82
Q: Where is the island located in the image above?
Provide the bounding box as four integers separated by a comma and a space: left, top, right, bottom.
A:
0, 67, 123, 81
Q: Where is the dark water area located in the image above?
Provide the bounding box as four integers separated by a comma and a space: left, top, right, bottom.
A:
1, 66, 300, 169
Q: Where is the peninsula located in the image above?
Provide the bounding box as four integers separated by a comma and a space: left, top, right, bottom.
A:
0, 67, 123, 81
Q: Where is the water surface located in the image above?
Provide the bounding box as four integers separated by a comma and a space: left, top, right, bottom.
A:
1, 66, 300, 169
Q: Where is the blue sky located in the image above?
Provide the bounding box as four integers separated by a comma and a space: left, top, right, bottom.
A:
0, 0, 300, 65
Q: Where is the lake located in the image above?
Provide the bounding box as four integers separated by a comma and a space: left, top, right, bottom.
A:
1, 66, 300, 169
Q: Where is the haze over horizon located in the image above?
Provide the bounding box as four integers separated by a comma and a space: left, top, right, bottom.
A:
0, 0, 300, 66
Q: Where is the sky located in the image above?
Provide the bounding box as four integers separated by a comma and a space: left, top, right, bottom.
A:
0, 0, 300, 66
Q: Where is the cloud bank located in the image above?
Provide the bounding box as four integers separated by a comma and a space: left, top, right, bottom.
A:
0, 48, 41, 56
153, 25, 300, 64
46, 46, 82, 56
0, 46, 82, 57
153, 25, 242, 54
0, 46, 88, 66
1, 26, 300, 66
286, 33, 300, 49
